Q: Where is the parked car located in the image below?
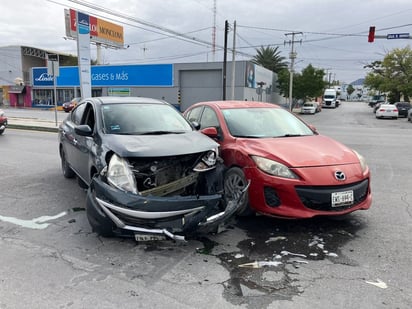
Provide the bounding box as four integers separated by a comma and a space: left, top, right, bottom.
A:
58, 97, 245, 241
0, 109, 7, 135
184, 100, 372, 219
394, 102, 411, 117
62, 97, 81, 113
300, 102, 317, 114
375, 104, 398, 119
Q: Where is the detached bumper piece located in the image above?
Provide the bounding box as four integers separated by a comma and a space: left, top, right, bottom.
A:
86, 174, 247, 241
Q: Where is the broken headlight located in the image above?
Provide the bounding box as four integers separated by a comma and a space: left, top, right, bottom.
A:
107, 154, 138, 194
193, 148, 218, 172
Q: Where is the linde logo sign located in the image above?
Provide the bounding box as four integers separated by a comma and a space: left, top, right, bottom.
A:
35, 73, 54, 82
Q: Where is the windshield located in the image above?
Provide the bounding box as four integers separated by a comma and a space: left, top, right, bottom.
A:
222, 107, 314, 138
102, 103, 193, 135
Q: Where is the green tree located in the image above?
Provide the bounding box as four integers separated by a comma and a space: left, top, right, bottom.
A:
277, 64, 325, 101
364, 46, 412, 102
346, 84, 355, 98
251, 46, 288, 73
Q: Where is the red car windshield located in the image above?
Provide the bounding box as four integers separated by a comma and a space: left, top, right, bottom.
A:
222, 107, 314, 138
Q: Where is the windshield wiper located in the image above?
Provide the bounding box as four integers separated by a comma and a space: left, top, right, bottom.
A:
277, 134, 304, 138
138, 130, 185, 135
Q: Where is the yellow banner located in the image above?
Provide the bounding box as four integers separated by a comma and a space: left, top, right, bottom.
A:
97, 19, 124, 45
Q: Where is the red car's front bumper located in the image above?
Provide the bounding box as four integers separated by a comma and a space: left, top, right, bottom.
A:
244, 165, 372, 219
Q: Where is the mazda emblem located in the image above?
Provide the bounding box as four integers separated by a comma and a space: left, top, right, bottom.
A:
335, 171, 346, 181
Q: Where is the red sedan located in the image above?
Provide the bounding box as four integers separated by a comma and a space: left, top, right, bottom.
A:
184, 100, 372, 219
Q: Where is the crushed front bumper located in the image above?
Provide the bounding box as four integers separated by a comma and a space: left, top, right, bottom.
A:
86, 173, 247, 241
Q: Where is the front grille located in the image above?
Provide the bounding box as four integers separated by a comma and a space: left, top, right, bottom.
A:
296, 179, 369, 211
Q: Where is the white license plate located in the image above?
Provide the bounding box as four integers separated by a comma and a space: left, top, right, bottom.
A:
134, 234, 166, 241
331, 190, 354, 207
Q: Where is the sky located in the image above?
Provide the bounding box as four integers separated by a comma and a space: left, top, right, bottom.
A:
1, 0, 412, 84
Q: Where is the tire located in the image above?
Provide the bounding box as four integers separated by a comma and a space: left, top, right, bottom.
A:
224, 167, 253, 216
60, 148, 75, 178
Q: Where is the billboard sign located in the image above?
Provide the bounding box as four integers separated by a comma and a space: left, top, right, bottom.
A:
65, 8, 124, 48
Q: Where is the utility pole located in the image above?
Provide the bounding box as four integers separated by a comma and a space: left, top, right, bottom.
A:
222, 20, 229, 100
285, 32, 302, 111
231, 21, 236, 100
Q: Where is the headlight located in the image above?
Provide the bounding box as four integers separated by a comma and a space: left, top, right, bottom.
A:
107, 154, 138, 194
194, 148, 218, 172
353, 150, 368, 173
251, 155, 298, 179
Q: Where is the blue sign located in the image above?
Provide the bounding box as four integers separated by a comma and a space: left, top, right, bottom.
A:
387, 33, 410, 39
32, 64, 174, 87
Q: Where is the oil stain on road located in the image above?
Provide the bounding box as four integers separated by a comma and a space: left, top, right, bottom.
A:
197, 214, 365, 308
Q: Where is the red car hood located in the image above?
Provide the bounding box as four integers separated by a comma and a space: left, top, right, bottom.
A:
237, 135, 358, 167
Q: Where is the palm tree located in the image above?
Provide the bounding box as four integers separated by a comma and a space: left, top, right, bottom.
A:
252, 46, 288, 73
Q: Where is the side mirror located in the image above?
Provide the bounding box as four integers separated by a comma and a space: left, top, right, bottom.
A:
201, 126, 219, 138
74, 124, 93, 136
191, 121, 201, 130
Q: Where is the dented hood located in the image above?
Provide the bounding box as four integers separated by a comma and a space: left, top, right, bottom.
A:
237, 134, 359, 167
103, 131, 218, 157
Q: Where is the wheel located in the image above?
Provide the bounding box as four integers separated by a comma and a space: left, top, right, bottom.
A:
224, 167, 253, 216
0, 129, 4, 135
60, 148, 75, 178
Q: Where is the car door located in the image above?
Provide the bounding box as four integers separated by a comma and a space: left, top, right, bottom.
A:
71, 102, 96, 184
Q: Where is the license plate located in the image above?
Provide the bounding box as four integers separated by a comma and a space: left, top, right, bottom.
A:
134, 233, 166, 241
331, 190, 354, 207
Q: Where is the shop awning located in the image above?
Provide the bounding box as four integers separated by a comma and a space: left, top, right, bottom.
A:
8, 85, 26, 94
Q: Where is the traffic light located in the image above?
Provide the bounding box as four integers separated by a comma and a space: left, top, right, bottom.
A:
368, 26, 375, 43
177, 89, 181, 103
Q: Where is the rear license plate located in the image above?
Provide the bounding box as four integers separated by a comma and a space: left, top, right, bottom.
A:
331, 190, 354, 207
134, 234, 166, 241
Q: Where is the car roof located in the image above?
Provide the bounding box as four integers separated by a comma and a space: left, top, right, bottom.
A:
190, 100, 282, 110
86, 96, 168, 105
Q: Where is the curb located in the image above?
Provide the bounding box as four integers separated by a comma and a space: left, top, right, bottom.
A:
8, 124, 59, 133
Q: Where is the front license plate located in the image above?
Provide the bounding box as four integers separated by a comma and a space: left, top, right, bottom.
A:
134, 233, 167, 241
331, 190, 354, 207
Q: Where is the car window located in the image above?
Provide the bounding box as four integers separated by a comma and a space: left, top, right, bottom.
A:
186, 106, 203, 123
199, 107, 219, 129
82, 103, 96, 130
71, 102, 87, 125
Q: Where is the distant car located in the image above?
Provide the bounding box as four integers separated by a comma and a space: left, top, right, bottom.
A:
184, 100, 372, 219
62, 97, 81, 113
394, 102, 411, 117
375, 104, 398, 119
0, 109, 7, 135
58, 96, 244, 241
300, 102, 317, 114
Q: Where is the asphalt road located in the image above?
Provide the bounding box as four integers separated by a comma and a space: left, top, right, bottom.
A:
0, 102, 411, 309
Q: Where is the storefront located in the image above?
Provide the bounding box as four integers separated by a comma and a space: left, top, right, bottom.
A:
31, 64, 174, 107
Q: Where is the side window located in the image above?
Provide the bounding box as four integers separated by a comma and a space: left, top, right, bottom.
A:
82, 103, 95, 130
186, 107, 203, 123
200, 107, 219, 129
71, 102, 87, 125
